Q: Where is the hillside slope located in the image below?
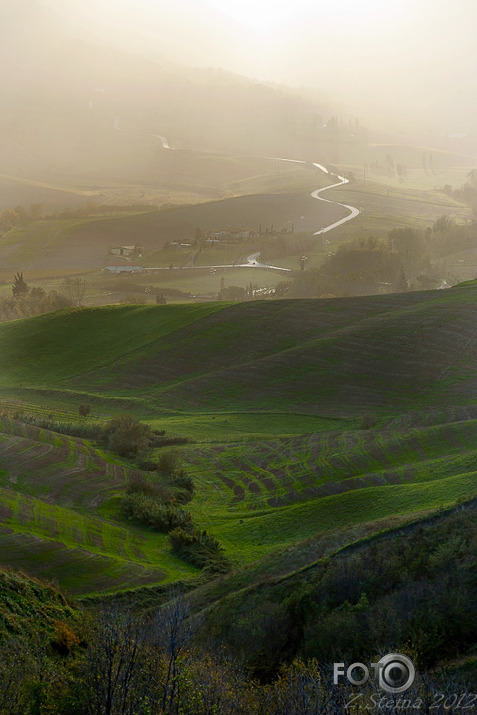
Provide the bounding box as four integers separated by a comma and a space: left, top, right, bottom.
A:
1, 287, 476, 416
1, 288, 477, 596
0, 417, 197, 595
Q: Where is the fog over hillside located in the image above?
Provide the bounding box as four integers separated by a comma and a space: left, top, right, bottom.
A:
1, 0, 476, 204
34, 0, 477, 137
1, 0, 475, 185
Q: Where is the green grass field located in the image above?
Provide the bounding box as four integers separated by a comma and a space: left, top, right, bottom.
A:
1, 286, 477, 595
0, 416, 198, 595
2, 288, 476, 414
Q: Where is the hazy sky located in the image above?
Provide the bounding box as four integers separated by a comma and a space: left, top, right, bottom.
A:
207, 0, 409, 32
203, 0, 473, 120
27, 0, 477, 133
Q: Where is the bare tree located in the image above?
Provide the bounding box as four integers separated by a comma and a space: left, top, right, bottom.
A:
152, 590, 200, 714
61, 276, 87, 306
83, 603, 147, 715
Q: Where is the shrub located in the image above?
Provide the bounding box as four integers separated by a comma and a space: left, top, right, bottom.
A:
170, 469, 194, 494
12, 414, 100, 439
101, 414, 154, 457
168, 526, 196, 552
360, 412, 377, 430
78, 403, 92, 418
52, 621, 80, 655
122, 492, 193, 532
156, 449, 182, 475
170, 468, 195, 504
169, 526, 230, 572
126, 473, 169, 501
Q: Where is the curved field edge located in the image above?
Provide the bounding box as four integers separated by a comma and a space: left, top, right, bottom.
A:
192, 471, 477, 563
0, 486, 197, 594
184, 418, 477, 510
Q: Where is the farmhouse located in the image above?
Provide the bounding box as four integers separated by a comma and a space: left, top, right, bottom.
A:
104, 257, 143, 274
109, 245, 139, 257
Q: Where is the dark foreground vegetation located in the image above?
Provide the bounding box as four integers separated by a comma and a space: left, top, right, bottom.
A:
200, 503, 477, 679
1, 505, 475, 714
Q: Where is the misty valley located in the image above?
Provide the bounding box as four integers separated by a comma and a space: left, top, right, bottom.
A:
0, 1, 476, 713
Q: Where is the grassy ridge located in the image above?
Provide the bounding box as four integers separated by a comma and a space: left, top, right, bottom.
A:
1, 288, 477, 595
0, 303, 225, 386
1, 287, 476, 414
185, 418, 477, 509
184, 419, 477, 563
208, 473, 477, 560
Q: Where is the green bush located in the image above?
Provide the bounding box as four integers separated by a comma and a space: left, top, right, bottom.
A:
126, 473, 170, 501
156, 449, 182, 475
122, 492, 192, 533
78, 403, 92, 418
169, 468, 195, 504
101, 414, 155, 457
13, 415, 100, 440
169, 526, 230, 572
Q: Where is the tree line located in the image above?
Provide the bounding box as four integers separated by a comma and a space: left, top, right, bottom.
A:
0, 204, 43, 233
278, 216, 477, 299
0, 274, 89, 323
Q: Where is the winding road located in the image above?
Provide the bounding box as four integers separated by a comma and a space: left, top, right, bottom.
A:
275, 157, 360, 238
185, 160, 360, 273
311, 163, 360, 235
222, 158, 360, 272
116, 122, 360, 273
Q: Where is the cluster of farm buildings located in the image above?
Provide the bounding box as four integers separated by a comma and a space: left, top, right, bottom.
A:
103, 227, 257, 273
104, 245, 143, 274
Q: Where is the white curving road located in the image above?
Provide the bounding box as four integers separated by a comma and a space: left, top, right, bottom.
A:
115, 126, 360, 271
310, 163, 359, 235
149, 134, 173, 150
145, 252, 291, 273
275, 157, 360, 236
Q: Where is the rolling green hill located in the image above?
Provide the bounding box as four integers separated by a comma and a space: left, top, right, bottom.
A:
1, 286, 477, 415
0, 286, 477, 597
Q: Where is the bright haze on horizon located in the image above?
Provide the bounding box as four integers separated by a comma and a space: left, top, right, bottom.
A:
37, 0, 477, 136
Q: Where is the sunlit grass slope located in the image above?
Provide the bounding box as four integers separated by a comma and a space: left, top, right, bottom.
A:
0, 417, 197, 595
1, 286, 477, 416
1, 286, 477, 596
183, 417, 477, 563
